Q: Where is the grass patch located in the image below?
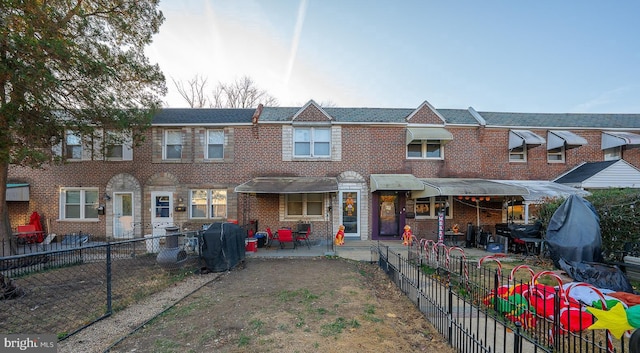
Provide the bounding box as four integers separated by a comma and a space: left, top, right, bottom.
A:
320, 317, 360, 337
237, 334, 251, 347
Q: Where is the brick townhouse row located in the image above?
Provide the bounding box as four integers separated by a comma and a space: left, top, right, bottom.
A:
7, 100, 640, 243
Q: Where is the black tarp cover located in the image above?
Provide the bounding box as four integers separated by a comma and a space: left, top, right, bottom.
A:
546, 194, 604, 268
200, 222, 246, 272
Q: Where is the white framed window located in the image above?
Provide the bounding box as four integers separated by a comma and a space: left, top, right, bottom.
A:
415, 196, 452, 219
189, 189, 227, 219
547, 146, 565, 163
604, 146, 622, 161
164, 130, 182, 160
105, 131, 133, 160
407, 140, 443, 159
65, 131, 82, 160
509, 145, 526, 162
206, 129, 224, 159
60, 188, 99, 220
294, 127, 330, 157
285, 193, 324, 218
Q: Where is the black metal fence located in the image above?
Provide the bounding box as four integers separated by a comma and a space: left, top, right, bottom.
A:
373, 243, 636, 353
0, 232, 203, 340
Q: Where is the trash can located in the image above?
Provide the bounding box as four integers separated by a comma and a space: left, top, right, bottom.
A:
254, 233, 266, 248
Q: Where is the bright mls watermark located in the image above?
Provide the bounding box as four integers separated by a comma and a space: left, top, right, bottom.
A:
1, 334, 57, 352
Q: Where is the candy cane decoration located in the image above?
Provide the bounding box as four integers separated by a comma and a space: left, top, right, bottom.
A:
447, 246, 468, 284
509, 264, 535, 282
434, 242, 448, 266
477, 255, 503, 277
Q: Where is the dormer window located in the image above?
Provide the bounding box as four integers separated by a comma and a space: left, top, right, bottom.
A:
406, 128, 452, 160
294, 127, 330, 158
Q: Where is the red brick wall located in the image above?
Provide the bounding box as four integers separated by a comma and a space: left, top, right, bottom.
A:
8, 120, 639, 239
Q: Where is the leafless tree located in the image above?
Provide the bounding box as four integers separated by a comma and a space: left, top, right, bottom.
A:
173, 75, 278, 108
172, 75, 209, 108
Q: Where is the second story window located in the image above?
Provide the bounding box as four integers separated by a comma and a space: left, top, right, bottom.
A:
294, 127, 330, 158
105, 131, 133, 160
65, 131, 82, 160
164, 130, 182, 160
604, 146, 622, 161
547, 146, 565, 163
206, 130, 224, 159
509, 145, 526, 162
407, 140, 443, 159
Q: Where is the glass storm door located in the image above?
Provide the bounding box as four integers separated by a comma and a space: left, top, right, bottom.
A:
340, 191, 360, 238
113, 192, 134, 238
379, 193, 398, 236
151, 191, 173, 236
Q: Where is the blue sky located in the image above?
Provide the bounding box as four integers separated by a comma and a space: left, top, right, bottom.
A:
146, 0, 640, 113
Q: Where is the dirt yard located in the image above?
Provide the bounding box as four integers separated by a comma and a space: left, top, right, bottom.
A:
109, 257, 455, 353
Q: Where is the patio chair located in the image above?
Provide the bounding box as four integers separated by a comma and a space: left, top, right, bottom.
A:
265, 227, 278, 248
295, 224, 311, 249
16, 225, 44, 244
277, 228, 295, 249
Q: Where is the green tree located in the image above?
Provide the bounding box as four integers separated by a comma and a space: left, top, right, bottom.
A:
0, 1, 166, 252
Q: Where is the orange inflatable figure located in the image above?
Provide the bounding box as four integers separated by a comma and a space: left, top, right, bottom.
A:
335, 225, 345, 246
402, 225, 413, 246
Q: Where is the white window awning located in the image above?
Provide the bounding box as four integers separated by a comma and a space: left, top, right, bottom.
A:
370, 174, 425, 192
547, 131, 588, 150
509, 130, 545, 150
492, 180, 590, 203
412, 178, 529, 198
601, 131, 640, 150
406, 128, 453, 145
234, 177, 338, 194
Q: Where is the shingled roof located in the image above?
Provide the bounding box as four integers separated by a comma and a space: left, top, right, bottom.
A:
151, 106, 640, 129
152, 108, 255, 125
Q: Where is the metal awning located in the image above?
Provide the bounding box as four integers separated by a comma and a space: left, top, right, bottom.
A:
547, 130, 588, 150
370, 174, 424, 192
509, 130, 546, 150
492, 180, 590, 203
601, 131, 640, 150
406, 128, 453, 145
412, 178, 529, 198
7, 183, 29, 201
234, 177, 338, 194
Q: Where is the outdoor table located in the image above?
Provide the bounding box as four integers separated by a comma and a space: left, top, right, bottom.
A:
444, 231, 465, 246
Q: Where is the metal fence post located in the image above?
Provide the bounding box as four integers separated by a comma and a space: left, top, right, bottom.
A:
514, 321, 522, 353
448, 283, 453, 346
106, 243, 112, 315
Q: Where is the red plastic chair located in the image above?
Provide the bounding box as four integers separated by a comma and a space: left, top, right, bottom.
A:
16, 225, 43, 244
265, 227, 278, 248
295, 224, 311, 249
276, 228, 295, 249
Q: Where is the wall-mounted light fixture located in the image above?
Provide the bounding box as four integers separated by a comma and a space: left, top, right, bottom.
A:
103, 193, 111, 201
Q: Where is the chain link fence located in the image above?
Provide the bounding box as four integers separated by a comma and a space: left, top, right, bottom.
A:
0, 232, 203, 340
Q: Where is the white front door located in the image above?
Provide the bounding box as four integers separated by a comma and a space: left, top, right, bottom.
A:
340, 191, 360, 238
113, 192, 134, 238
151, 191, 173, 236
